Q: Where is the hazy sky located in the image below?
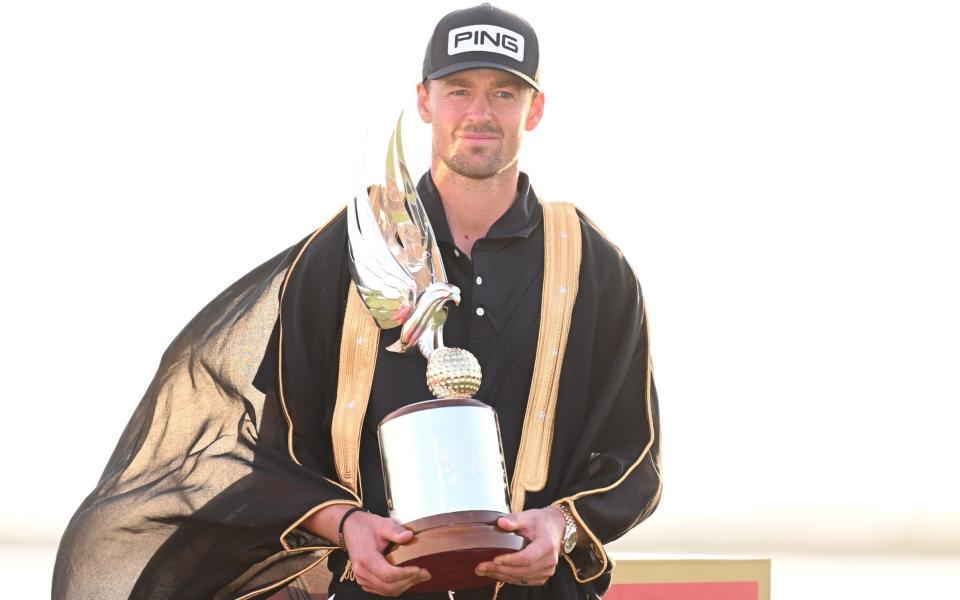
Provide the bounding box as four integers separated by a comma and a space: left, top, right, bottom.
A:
1, 0, 958, 547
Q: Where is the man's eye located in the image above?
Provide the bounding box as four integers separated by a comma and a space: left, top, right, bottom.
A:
451, 90, 468, 96
495, 91, 515, 99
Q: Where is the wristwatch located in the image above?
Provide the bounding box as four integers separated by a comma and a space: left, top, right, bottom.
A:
556, 504, 579, 554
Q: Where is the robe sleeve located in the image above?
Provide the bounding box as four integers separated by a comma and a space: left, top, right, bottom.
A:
552, 248, 662, 583
255, 212, 365, 553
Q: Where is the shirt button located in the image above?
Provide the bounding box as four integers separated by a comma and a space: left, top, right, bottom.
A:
453, 249, 461, 257
475, 275, 483, 286
475, 307, 485, 317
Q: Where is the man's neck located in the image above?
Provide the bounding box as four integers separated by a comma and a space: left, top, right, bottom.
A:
432, 162, 520, 258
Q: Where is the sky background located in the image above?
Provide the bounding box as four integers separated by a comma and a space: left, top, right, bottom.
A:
1, 0, 959, 595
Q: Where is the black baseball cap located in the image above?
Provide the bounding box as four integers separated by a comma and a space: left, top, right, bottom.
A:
422, 3, 541, 91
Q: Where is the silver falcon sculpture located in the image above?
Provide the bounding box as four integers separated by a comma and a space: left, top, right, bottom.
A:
346, 114, 481, 399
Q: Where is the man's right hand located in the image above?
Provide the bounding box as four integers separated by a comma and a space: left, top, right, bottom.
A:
338, 509, 431, 597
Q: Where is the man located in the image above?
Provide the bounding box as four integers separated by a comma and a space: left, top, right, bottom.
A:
53, 5, 660, 600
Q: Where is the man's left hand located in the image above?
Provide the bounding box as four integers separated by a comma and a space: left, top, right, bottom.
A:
474, 507, 566, 587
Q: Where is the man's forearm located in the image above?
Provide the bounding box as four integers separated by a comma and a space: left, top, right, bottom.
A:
301, 503, 355, 544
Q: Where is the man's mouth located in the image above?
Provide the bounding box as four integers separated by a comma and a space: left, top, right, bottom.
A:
459, 132, 500, 142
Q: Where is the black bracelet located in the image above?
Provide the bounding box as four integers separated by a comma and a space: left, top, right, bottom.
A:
337, 506, 366, 552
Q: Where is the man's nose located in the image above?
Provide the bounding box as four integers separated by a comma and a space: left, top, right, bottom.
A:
465, 93, 493, 121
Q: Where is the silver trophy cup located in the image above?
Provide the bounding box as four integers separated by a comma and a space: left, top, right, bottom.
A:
347, 115, 524, 592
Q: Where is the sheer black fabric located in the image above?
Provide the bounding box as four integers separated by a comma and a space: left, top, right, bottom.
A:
52, 229, 350, 600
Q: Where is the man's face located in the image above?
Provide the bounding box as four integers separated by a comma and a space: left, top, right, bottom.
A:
417, 68, 545, 180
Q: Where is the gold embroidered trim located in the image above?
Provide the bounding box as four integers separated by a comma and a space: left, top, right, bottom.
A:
233, 550, 331, 600
277, 211, 344, 466
279, 498, 363, 552
332, 283, 381, 496
510, 202, 582, 512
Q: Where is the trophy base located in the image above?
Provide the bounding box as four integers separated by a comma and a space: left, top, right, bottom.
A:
385, 510, 526, 593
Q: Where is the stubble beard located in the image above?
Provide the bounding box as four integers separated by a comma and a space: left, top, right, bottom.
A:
445, 146, 505, 180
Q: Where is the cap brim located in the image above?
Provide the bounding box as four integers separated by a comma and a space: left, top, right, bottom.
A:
425, 61, 540, 92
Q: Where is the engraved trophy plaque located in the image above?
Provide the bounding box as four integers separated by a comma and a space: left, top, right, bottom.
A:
346, 115, 524, 593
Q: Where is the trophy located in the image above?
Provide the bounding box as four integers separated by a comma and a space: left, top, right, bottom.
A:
346, 115, 524, 593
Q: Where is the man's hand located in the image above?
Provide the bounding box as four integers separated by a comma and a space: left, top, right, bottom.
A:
475, 507, 566, 587
341, 511, 431, 597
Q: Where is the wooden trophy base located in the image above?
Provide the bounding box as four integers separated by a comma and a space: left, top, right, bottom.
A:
385, 510, 526, 593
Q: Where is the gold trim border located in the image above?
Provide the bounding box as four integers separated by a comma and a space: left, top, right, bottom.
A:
331, 283, 381, 496
510, 202, 582, 512
233, 551, 332, 600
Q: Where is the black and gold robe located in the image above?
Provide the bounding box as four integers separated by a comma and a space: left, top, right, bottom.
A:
53, 172, 661, 600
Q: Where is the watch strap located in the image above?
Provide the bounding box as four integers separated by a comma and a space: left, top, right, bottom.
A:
557, 503, 579, 554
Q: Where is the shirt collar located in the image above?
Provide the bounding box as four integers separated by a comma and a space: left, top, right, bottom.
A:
415, 171, 542, 245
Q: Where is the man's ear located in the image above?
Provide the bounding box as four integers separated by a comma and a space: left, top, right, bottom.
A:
525, 91, 545, 131
416, 82, 432, 123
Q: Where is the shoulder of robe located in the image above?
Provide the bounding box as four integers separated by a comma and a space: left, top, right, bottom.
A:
282, 209, 349, 288
296, 209, 349, 268
571, 207, 643, 296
